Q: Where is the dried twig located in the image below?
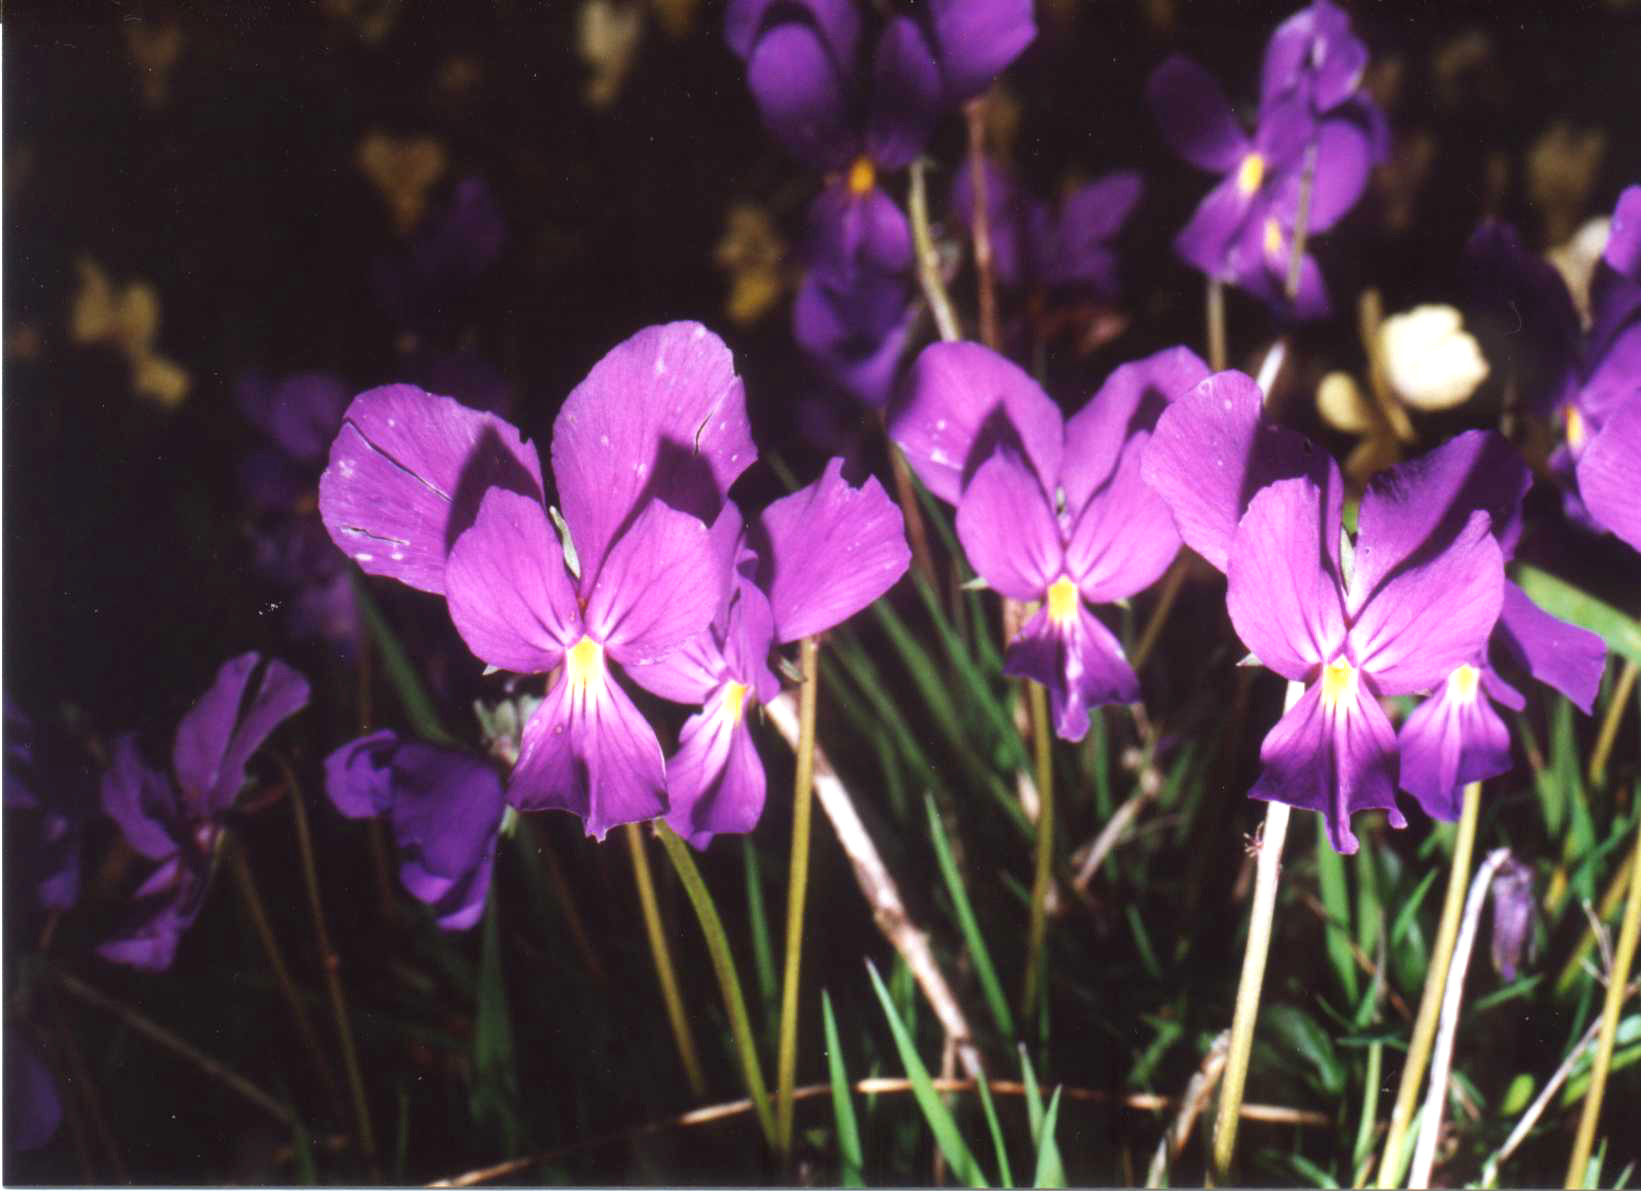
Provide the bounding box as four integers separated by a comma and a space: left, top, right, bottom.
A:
1146, 1029, 1230, 1187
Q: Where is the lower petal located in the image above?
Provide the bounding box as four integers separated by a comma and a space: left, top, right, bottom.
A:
1397, 684, 1511, 821
666, 699, 768, 849
1004, 604, 1139, 743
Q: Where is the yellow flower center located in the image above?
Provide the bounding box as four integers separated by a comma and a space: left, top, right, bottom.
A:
564, 635, 605, 689
1263, 216, 1283, 258
847, 155, 876, 197
1046, 577, 1080, 627
1566, 404, 1586, 450
1319, 657, 1360, 711
722, 680, 749, 725
1237, 152, 1265, 194
1447, 663, 1481, 704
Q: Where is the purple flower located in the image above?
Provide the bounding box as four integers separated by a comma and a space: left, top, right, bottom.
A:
99, 654, 310, 969
793, 265, 915, 407
627, 462, 911, 848
324, 730, 506, 929
4, 698, 93, 913
320, 323, 756, 838
5, 1025, 61, 1154
949, 159, 1143, 297
891, 342, 1207, 740
1148, 3, 1382, 319
1489, 858, 1535, 981
373, 176, 506, 333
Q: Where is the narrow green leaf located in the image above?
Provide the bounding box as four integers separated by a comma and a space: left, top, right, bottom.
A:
822, 991, 865, 1188
974, 1072, 1015, 1189
1282, 1151, 1340, 1188
471, 898, 521, 1153
1261, 1005, 1345, 1097
1126, 905, 1163, 982
1315, 815, 1358, 1002
1514, 564, 1641, 666
1352, 1041, 1382, 1170
743, 838, 778, 1043
1389, 866, 1440, 949
1355, 845, 1384, 964
912, 575, 1029, 773
350, 571, 456, 745
290, 1122, 317, 1186
1031, 1088, 1065, 1189
926, 794, 1015, 1040
1018, 1045, 1063, 1183
865, 961, 988, 1188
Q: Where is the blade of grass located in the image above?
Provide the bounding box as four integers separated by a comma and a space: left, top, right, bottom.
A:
743, 838, 778, 1044
822, 991, 865, 1188
1318, 815, 1359, 1002
471, 897, 521, 1154
1031, 1088, 1065, 1189
348, 570, 456, 746
1017, 1045, 1063, 1182
926, 794, 1015, 1040
974, 1071, 1015, 1189
866, 960, 989, 1188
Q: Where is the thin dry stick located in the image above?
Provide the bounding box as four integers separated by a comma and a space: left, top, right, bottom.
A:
1284, 141, 1317, 301
1358, 289, 1417, 444
49, 993, 131, 1182
227, 834, 349, 1124
964, 96, 1000, 350
1072, 789, 1152, 895
1129, 561, 1188, 673
285, 768, 378, 1165
1408, 847, 1513, 1189
763, 690, 982, 1078
1207, 277, 1227, 372
1147, 1029, 1230, 1187
883, 419, 938, 588
1588, 658, 1638, 789
55, 968, 298, 1127
623, 823, 708, 1099
1556, 849, 1635, 996
522, 816, 608, 984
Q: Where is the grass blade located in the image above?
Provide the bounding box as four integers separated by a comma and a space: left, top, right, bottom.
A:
1031, 1087, 1065, 1189
822, 991, 865, 1188
926, 794, 1015, 1040
348, 570, 456, 746
1316, 814, 1358, 1002
974, 1072, 1015, 1189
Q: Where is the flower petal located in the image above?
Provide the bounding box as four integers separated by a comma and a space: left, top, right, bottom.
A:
1603, 184, 1641, 282
1065, 432, 1182, 603
807, 184, 913, 283
319, 384, 545, 594
754, 458, 911, 642
1004, 603, 1139, 742
1463, 221, 1581, 417
173, 653, 310, 817
889, 340, 1064, 504
794, 269, 916, 407
666, 692, 768, 849
1495, 580, 1607, 713
1226, 476, 1347, 681
1579, 396, 1641, 554
100, 736, 179, 861
744, 19, 856, 169
1350, 511, 1504, 694
1397, 675, 1512, 821
949, 158, 1028, 288
386, 741, 506, 927
865, 17, 941, 170
588, 501, 721, 664
237, 372, 349, 463
1037, 170, 1144, 291
322, 730, 401, 820
1147, 55, 1251, 174
1174, 173, 1258, 278
1291, 114, 1371, 233
1061, 345, 1209, 512
726, 0, 859, 65
508, 666, 668, 839
930, 0, 1037, 102
446, 489, 580, 674
955, 447, 1062, 601
1250, 679, 1403, 855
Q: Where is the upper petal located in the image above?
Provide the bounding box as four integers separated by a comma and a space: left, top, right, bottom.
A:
1065, 432, 1182, 604
865, 17, 942, 170
552, 322, 755, 584
1579, 396, 1641, 554
1147, 55, 1251, 174
744, 19, 857, 170
954, 448, 1063, 601
889, 340, 1064, 504
588, 501, 722, 664
753, 458, 911, 642
1226, 476, 1347, 681
930, 0, 1037, 103
1495, 580, 1608, 713
726, 0, 860, 65
319, 384, 545, 594
173, 653, 310, 817
1061, 345, 1209, 512
322, 730, 400, 820
445, 488, 581, 675
101, 735, 180, 861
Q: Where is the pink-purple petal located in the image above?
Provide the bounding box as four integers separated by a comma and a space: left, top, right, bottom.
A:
954, 448, 1063, 602
1065, 433, 1182, 604
1147, 55, 1250, 174
726, 0, 860, 65
744, 20, 857, 170
1604, 185, 1641, 281
865, 17, 942, 170
807, 184, 914, 282
1004, 604, 1139, 742
323, 730, 399, 820
1226, 476, 1347, 681
589, 502, 721, 664
445, 488, 580, 675
1061, 346, 1209, 512
1579, 397, 1641, 554
100, 736, 180, 861
1496, 580, 1607, 713
172, 653, 310, 817
384, 741, 505, 929
1397, 680, 1512, 821
666, 696, 768, 849
1174, 172, 1258, 279
319, 384, 545, 595
237, 372, 350, 464
930, 0, 1037, 103
889, 340, 1064, 504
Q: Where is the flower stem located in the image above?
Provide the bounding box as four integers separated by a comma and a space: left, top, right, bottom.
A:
1130, 559, 1188, 673
1207, 276, 1227, 372
1211, 798, 1292, 1184
1285, 140, 1318, 302
284, 768, 378, 1168
964, 96, 1001, 351
1564, 816, 1641, 1188
624, 822, 708, 1100
1588, 658, 1637, 789
656, 823, 775, 1147
1375, 780, 1482, 1188
1020, 680, 1056, 1019
775, 636, 821, 1160
909, 159, 962, 344
227, 833, 348, 1126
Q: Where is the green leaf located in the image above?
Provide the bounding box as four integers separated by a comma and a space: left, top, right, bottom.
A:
974, 1071, 1015, 1189
912, 575, 1029, 773
822, 991, 865, 1188
1018, 1046, 1064, 1185
865, 960, 988, 1188
1031, 1087, 1065, 1189
743, 838, 778, 1044
350, 571, 456, 746
926, 794, 1015, 1040
1514, 564, 1641, 666
1261, 1005, 1345, 1097
471, 898, 521, 1153
1316, 815, 1358, 1002
1500, 1072, 1535, 1116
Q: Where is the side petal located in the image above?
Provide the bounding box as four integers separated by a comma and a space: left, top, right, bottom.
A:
1397, 679, 1512, 821
666, 695, 769, 849
445, 489, 580, 675
1147, 55, 1251, 174
1350, 512, 1504, 694
100, 736, 180, 861
1061, 345, 1209, 511
726, 0, 860, 64
865, 17, 941, 170
1579, 397, 1641, 554
322, 730, 401, 820
744, 20, 856, 169
754, 458, 911, 642
954, 448, 1063, 601
807, 185, 913, 283
1226, 476, 1347, 681
552, 323, 755, 584
588, 502, 720, 664
930, 0, 1037, 103
1004, 604, 1139, 742
1065, 432, 1182, 603
1603, 184, 1641, 282
387, 741, 507, 897
1495, 580, 1607, 713
889, 340, 1064, 504
1174, 173, 1258, 279
173, 653, 310, 817
508, 667, 668, 840
319, 385, 545, 594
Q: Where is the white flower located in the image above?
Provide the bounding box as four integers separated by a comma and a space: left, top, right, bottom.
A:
1378, 304, 1489, 411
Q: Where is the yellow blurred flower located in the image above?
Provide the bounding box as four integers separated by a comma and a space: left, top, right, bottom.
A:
713, 204, 790, 327
70, 258, 190, 409
356, 132, 448, 235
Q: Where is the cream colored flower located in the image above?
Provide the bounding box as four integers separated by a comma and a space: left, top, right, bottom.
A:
1548, 216, 1611, 327
1378, 304, 1488, 411
577, 0, 645, 109
70, 258, 190, 408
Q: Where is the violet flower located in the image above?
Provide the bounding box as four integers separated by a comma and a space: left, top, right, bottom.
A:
626, 462, 911, 848
4, 698, 91, 914
373, 176, 506, 334
324, 730, 505, 929
99, 653, 310, 969
793, 265, 915, 407
890, 342, 1207, 740
4, 1025, 60, 1154
320, 322, 755, 838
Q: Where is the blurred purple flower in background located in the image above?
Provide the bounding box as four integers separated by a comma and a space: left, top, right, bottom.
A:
99, 653, 310, 969
324, 730, 506, 929
373, 176, 507, 334
4, 697, 92, 915
4, 1025, 61, 1154
793, 266, 915, 407
892, 342, 1205, 740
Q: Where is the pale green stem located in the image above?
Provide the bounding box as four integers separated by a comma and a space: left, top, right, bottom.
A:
1020, 680, 1056, 1019
1555, 848, 1634, 997
1588, 659, 1637, 789
656, 823, 775, 1146
1207, 276, 1227, 372
1285, 140, 1317, 301
624, 822, 708, 1099
1564, 817, 1641, 1187
909, 159, 961, 343
775, 636, 821, 1159
1376, 780, 1482, 1188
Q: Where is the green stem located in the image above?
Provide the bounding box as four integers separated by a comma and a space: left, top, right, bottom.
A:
1211, 798, 1292, 1184
1564, 818, 1641, 1187
1129, 559, 1187, 673
1556, 847, 1634, 997
656, 823, 775, 1146
909, 159, 961, 343
1021, 680, 1056, 1019
776, 636, 821, 1159
1375, 780, 1482, 1188
1588, 659, 1637, 789
624, 822, 708, 1099
1207, 276, 1227, 373
1285, 140, 1317, 302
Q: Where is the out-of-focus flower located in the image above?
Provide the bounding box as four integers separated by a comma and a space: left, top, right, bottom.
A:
4, 698, 93, 914
714, 203, 791, 327
1527, 122, 1606, 248
4, 1025, 60, 1154
793, 266, 915, 407
320, 323, 755, 838
124, 20, 184, 110
577, 0, 646, 108
99, 654, 310, 969
69, 258, 190, 408
372, 177, 505, 334
893, 343, 1205, 740
1548, 215, 1613, 325
1379, 305, 1489, 411
322, 0, 404, 44
1488, 858, 1535, 981
356, 132, 448, 236
325, 731, 506, 929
